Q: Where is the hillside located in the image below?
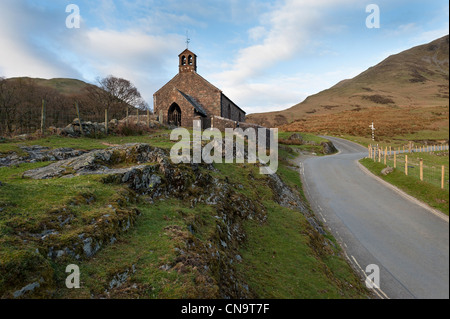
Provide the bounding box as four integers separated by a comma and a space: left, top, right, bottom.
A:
0, 133, 370, 299
0, 76, 143, 136
6, 77, 92, 97
247, 35, 449, 140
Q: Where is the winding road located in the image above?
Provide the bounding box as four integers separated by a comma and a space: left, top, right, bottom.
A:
298, 136, 449, 299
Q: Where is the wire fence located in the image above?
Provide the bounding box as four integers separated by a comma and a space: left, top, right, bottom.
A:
368, 144, 450, 190
0, 103, 151, 137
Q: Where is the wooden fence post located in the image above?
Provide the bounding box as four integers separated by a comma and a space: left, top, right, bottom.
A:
75, 102, 84, 136
40, 99, 46, 135
147, 109, 150, 128
442, 166, 445, 189
389, 146, 392, 155
394, 150, 397, 168
105, 109, 108, 135
420, 159, 423, 181
384, 147, 387, 165
378, 147, 381, 163
405, 155, 408, 176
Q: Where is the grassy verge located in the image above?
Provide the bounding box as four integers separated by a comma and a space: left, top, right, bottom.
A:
232, 145, 369, 299
278, 131, 330, 155
360, 158, 449, 215
236, 200, 367, 298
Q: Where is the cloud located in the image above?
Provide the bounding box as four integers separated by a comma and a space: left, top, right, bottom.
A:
1, 0, 447, 115
210, 0, 359, 113
224, 67, 364, 114
412, 27, 449, 44
0, 0, 184, 106
0, 0, 82, 79
64, 27, 184, 104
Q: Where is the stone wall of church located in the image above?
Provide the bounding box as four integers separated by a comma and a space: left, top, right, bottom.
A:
155, 89, 195, 127
154, 73, 222, 121
220, 95, 246, 123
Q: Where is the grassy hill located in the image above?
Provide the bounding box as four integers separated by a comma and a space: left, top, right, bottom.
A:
247, 35, 449, 141
6, 77, 93, 97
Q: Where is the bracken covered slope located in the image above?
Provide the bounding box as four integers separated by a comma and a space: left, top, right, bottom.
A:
247, 35, 449, 138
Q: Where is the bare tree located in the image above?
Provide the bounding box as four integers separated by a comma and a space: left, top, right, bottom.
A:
85, 75, 147, 119
0, 77, 22, 134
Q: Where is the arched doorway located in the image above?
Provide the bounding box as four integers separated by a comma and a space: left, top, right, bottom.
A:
168, 103, 182, 126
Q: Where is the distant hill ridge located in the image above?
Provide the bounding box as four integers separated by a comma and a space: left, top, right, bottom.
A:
247, 35, 449, 129
6, 77, 93, 96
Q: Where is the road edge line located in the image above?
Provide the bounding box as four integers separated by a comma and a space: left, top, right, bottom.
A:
357, 160, 449, 223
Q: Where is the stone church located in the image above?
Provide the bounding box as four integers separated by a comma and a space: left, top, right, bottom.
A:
153, 49, 246, 128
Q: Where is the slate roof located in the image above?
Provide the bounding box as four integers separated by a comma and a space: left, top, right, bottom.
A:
177, 89, 207, 116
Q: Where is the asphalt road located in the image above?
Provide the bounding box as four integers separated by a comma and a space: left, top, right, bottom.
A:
298, 136, 449, 299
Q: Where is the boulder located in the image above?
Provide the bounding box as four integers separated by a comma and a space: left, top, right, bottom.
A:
381, 167, 394, 175
288, 133, 303, 142
321, 141, 338, 154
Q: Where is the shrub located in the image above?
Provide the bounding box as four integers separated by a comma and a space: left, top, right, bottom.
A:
114, 122, 155, 136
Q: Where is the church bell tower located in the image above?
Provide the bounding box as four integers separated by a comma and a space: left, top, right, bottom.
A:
179, 49, 197, 73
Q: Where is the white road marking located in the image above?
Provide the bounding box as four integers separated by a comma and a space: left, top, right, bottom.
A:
351, 255, 390, 299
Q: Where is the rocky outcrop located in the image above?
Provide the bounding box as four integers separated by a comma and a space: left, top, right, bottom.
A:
321, 141, 338, 154
22, 143, 167, 180
0, 146, 86, 167
19, 143, 264, 298
15, 142, 325, 299
267, 173, 325, 235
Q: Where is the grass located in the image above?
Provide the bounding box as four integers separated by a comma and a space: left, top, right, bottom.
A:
0, 132, 369, 299
0, 131, 175, 154
382, 150, 449, 190
236, 201, 368, 298
338, 133, 449, 149
55, 199, 209, 299
234, 148, 369, 298
278, 131, 332, 156
360, 158, 449, 215
278, 131, 328, 144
